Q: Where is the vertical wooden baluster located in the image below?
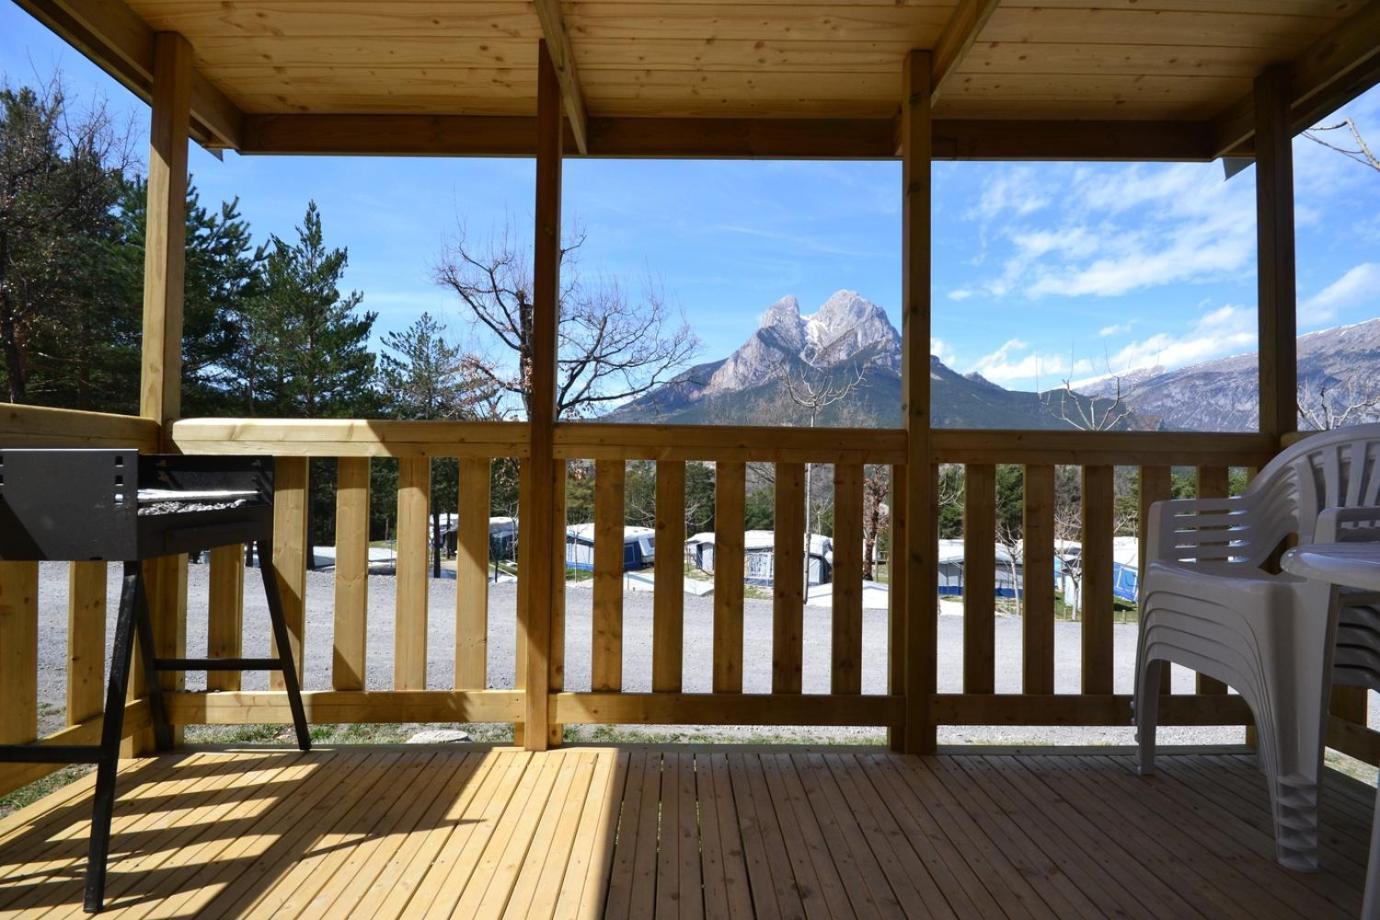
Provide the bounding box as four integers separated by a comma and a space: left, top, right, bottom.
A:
515, 460, 533, 745
713, 461, 746, 694
1023, 465, 1055, 695
67, 562, 107, 723
593, 459, 626, 692
653, 461, 686, 693
270, 457, 309, 691
456, 458, 491, 690
1, 562, 39, 745
395, 456, 430, 691
888, 465, 909, 750
145, 554, 187, 745
963, 464, 996, 695
1194, 465, 1231, 696
549, 464, 567, 746
207, 547, 244, 692
332, 457, 369, 691
832, 463, 865, 695
1081, 465, 1115, 696
773, 462, 805, 695
1139, 465, 1173, 695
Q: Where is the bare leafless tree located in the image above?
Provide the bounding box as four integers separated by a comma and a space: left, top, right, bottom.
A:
862, 465, 889, 580
1305, 118, 1379, 172
434, 223, 698, 419
778, 360, 866, 544
1298, 378, 1380, 431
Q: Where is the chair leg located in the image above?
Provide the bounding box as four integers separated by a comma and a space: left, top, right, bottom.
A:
1133, 647, 1164, 776
82, 564, 140, 913
258, 540, 311, 751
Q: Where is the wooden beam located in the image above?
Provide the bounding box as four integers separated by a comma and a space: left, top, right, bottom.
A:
522, 41, 563, 752
1255, 65, 1298, 442
901, 49, 937, 756
531, 0, 590, 154
555, 423, 906, 465
139, 31, 192, 427
236, 114, 1219, 162
931, 0, 1002, 104
1212, 1, 1380, 158
935, 693, 1252, 727
165, 690, 523, 725
552, 692, 904, 727
170, 418, 530, 458
0, 404, 158, 449
13, 0, 242, 149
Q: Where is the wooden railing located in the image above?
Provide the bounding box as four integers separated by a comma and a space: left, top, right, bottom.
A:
931, 429, 1276, 730
3, 409, 1379, 786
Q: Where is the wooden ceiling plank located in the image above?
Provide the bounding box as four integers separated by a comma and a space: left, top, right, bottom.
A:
237, 112, 1217, 161
931, 0, 1002, 103
1211, 0, 1380, 157
533, 0, 590, 153
14, 0, 243, 149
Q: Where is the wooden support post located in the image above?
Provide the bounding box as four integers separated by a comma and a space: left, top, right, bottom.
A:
901, 49, 937, 754
333, 458, 370, 691
887, 464, 909, 750
270, 457, 309, 691
592, 459, 626, 692
456, 458, 490, 690
67, 562, 107, 723
1255, 64, 1297, 444
832, 463, 865, 695
395, 457, 430, 690
962, 464, 996, 695
207, 546, 244, 692
522, 40, 563, 750
1022, 465, 1055, 696
1081, 465, 1115, 695
138, 31, 193, 753
713, 461, 746, 694
653, 461, 686, 693
773, 462, 805, 696
0, 562, 39, 745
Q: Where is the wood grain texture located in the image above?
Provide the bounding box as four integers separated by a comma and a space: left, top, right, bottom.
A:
1195, 465, 1231, 696
901, 48, 937, 754
713, 460, 746, 694
207, 546, 244, 692
592, 459, 626, 692
455, 458, 490, 690
963, 464, 996, 695
887, 464, 908, 751
1080, 465, 1115, 696
832, 463, 865, 695
773, 462, 805, 695
332, 457, 369, 691
1255, 64, 1298, 441
652, 461, 685, 693
0, 562, 39, 745
270, 457, 308, 690
66, 561, 107, 723
1022, 464, 1055, 696
395, 456, 430, 691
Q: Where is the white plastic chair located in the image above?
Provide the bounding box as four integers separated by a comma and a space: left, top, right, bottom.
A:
1134, 423, 1380, 871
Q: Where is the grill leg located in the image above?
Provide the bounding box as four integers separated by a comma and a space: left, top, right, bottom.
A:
130, 567, 174, 753
259, 540, 311, 751
83, 564, 140, 913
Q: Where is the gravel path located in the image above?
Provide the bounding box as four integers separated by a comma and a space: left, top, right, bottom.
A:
32, 560, 1276, 746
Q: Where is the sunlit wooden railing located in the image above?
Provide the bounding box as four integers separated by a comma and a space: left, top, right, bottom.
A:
3, 409, 1378, 776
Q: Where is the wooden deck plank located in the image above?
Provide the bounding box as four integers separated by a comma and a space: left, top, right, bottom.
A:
3, 749, 1367, 920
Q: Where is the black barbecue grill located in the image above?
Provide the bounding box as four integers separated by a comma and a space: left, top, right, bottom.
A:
0, 449, 310, 913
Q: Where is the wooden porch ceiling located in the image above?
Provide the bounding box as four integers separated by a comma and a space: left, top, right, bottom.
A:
11, 0, 1380, 158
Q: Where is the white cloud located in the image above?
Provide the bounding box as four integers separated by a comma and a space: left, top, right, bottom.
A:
972, 167, 1050, 220
1301, 262, 1380, 324
931, 337, 958, 367
1074, 304, 1257, 385
968, 338, 1069, 386
948, 289, 974, 301
1099, 323, 1131, 337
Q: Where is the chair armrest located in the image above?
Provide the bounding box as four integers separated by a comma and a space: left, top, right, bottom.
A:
1146, 495, 1254, 567
1315, 506, 1380, 544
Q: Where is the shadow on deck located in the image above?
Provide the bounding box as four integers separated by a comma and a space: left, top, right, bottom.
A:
0, 745, 1371, 918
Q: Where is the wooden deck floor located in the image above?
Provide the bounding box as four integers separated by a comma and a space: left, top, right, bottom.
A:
0, 746, 1372, 918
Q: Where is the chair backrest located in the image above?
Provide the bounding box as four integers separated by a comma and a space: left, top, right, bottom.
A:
1247, 423, 1380, 548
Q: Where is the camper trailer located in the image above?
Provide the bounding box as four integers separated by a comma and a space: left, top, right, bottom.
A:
566, 524, 655, 572
686, 531, 833, 586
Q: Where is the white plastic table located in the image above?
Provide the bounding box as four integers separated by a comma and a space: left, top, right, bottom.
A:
1282, 542, 1380, 920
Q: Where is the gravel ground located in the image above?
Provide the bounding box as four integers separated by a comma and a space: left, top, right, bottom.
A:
31, 559, 1309, 747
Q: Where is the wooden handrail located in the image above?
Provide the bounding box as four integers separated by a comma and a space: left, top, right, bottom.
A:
933, 429, 1273, 467
170, 418, 531, 458
554, 422, 906, 463
0, 404, 159, 450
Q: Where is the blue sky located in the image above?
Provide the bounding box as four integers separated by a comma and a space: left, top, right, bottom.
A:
4, 5, 1379, 394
